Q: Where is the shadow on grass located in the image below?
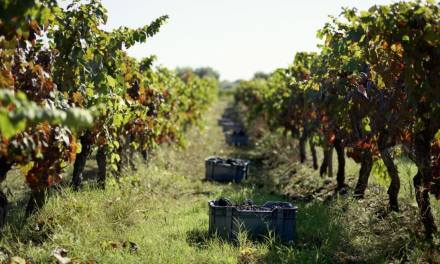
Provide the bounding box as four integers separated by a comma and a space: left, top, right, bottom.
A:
186, 229, 212, 249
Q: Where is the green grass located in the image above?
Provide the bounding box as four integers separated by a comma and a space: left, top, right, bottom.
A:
1, 98, 439, 263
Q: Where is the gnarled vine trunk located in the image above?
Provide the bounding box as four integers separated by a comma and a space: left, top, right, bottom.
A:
299, 127, 319, 170
309, 137, 318, 170
377, 129, 400, 212
141, 149, 149, 162
71, 134, 92, 190
320, 148, 328, 178
0, 190, 7, 240
333, 138, 346, 190
413, 129, 437, 238
115, 135, 137, 175
25, 188, 48, 217
121, 135, 137, 171
0, 156, 12, 184
299, 131, 307, 164
116, 138, 124, 177
0, 156, 12, 240
353, 149, 373, 198
320, 147, 329, 177
328, 147, 333, 178
320, 145, 334, 178
96, 145, 108, 189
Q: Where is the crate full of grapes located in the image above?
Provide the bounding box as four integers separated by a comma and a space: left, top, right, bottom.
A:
209, 197, 298, 241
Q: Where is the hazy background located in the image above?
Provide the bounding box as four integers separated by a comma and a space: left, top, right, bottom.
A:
58, 0, 393, 81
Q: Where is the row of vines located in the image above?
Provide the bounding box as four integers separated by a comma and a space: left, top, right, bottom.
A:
235, 0, 440, 238
0, 0, 217, 239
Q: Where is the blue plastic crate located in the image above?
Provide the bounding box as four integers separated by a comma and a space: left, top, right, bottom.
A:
205, 157, 250, 183
208, 200, 298, 241
221, 122, 243, 132
225, 132, 249, 146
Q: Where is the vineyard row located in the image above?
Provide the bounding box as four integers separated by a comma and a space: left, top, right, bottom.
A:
0, 0, 217, 238
235, 0, 440, 238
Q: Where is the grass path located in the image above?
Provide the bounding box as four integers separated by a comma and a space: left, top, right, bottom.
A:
1, 98, 439, 263
1, 99, 285, 263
